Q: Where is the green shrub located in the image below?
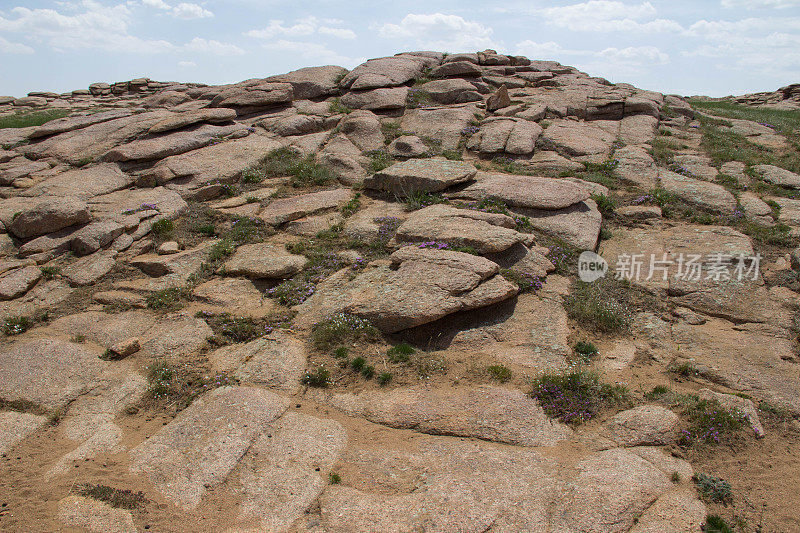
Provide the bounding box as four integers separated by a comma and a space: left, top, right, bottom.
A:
334, 347, 349, 358
487, 365, 512, 383
387, 342, 415, 363
267, 278, 316, 307
351, 356, 366, 371
2, 316, 32, 336
329, 472, 342, 484
378, 372, 393, 386
254, 147, 338, 188
574, 341, 599, 358
591, 193, 616, 215
207, 314, 262, 343
404, 191, 446, 211
564, 280, 631, 333
302, 367, 330, 388
361, 364, 375, 378
150, 218, 174, 237
146, 287, 186, 311
340, 193, 361, 217
328, 98, 352, 115
0, 108, 71, 129
381, 121, 403, 144
645, 385, 672, 400
679, 396, 748, 447
366, 150, 394, 173
693, 473, 733, 505
40, 266, 60, 280
530, 370, 629, 425
500, 269, 543, 292
311, 313, 380, 351
78, 484, 146, 510
704, 515, 734, 533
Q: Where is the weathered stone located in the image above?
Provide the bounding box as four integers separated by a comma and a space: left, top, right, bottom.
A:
0, 411, 47, 455
9, 196, 91, 239
420, 79, 482, 105
659, 170, 737, 214
104, 124, 246, 162
129, 386, 288, 510
258, 188, 352, 226
317, 385, 571, 446
603, 405, 679, 446
338, 110, 384, 151
364, 158, 476, 196
340, 87, 409, 111
222, 242, 307, 278
58, 495, 137, 533
388, 135, 430, 157
209, 332, 306, 393
455, 172, 589, 210
401, 104, 480, 150
131, 240, 216, 279
430, 61, 483, 78
517, 200, 602, 250
268, 65, 348, 99
752, 164, 800, 188
467, 117, 543, 154
62, 249, 117, 286
0, 265, 42, 300
210, 82, 293, 111
486, 84, 512, 111
0, 339, 104, 410
21, 164, 134, 200
538, 119, 616, 157
148, 108, 237, 134
396, 204, 524, 253
340, 56, 425, 91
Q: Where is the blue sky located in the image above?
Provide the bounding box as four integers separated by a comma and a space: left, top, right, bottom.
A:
0, 0, 798, 97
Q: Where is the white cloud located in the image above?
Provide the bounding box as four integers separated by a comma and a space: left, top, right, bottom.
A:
0, 1, 175, 53
515, 40, 570, 58
318, 26, 356, 39
184, 37, 243, 55
542, 1, 682, 32
171, 3, 213, 19
375, 13, 498, 51
721, 0, 800, 7
0, 35, 34, 54
598, 45, 669, 65
142, 0, 170, 9
261, 39, 363, 68
245, 16, 355, 40
178, 60, 196, 67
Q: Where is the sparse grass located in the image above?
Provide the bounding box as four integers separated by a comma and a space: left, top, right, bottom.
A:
329, 472, 342, 484
194, 223, 216, 236
529, 370, 629, 426
340, 192, 361, 217
206, 314, 263, 344
487, 365, 512, 383
387, 342, 415, 363
591, 193, 616, 216
650, 136, 683, 167
491, 155, 534, 176
689, 99, 800, 144
378, 372, 393, 385
645, 385, 672, 401
0, 108, 71, 129
40, 266, 60, 280
573, 341, 599, 358
406, 88, 434, 109
414, 352, 447, 378
361, 364, 375, 378
737, 220, 797, 247
697, 118, 800, 173
250, 147, 338, 188
381, 121, 403, 144
328, 97, 352, 115
366, 150, 394, 173
2, 316, 32, 336
403, 191, 447, 211
671, 471, 681, 483
704, 515, 735, 533
693, 473, 734, 505
458, 198, 533, 231
350, 356, 366, 371
267, 278, 317, 307
150, 218, 174, 237
669, 360, 700, 378
144, 360, 237, 409
441, 149, 462, 160
564, 280, 631, 334
311, 313, 380, 351
499, 268, 543, 292
78, 484, 146, 510
145, 287, 188, 311
678, 396, 748, 447
302, 366, 330, 388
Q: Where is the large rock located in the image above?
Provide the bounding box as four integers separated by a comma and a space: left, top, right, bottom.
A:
258, 188, 352, 226
363, 158, 477, 196
603, 405, 679, 446
9, 196, 91, 239
659, 170, 737, 214
752, 164, 800, 188
419, 79, 482, 105
210, 82, 293, 112
342, 247, 518, 332
0, 339, 105, 410
29, 109, 134, 139
148, 108, 238, 134
268, 65, 349, 99
0, 411, 47, 455
103, 124, 246, 162
0, 265, 42, 300
20, 164, 135, 200
221, 242, 307, 278
129, 386, 289, 510
467, 117, 543, 155
396, 204, 525, 253
338, 110, 384, 152
236, 412, 347, 530
58, 495, 137, 533
430, 61, 483, 78
455, 172, 589, 210
538, 119, 616, 157
516, 200, 602, 250
401, 104, 480, 150
208, 332, 306, 393
340, 56, 425, 91
317, 385, 571, 446
340, 87, 409, 111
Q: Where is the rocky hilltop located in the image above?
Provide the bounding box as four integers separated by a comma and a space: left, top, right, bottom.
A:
0, 50, 799, 532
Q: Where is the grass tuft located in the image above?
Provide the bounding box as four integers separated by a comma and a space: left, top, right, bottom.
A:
530, 370, 629, 425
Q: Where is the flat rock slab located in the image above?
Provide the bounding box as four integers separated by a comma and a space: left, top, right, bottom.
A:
131, 240, 217, 278
538, 119, 617, 157
659, 170, 736, 214
0, 265, 42, 300
208, 332, 306, 393
236, 412, 347, 530
396, 203, 524, 254
221, 243, 307, 278
602, 405, 679, 447
258, 188, 351, 226
316, 385, 571, 446
58, 495, 137, 533
515, 200, 602, 250
752, 164, 800, 188
9, 196, 91, 239
467, 117, 543, 155
319, 437, 694, 532
340, 56, 425, 91
88, 186, 187, 223
363, 158, 477, 196
401, 105, 480, 150
192, 277, 273, 316
129, 386, 289, 510
148, 108, 238, 134
0, 339, 105, 411
343, 248, 518, 332
63, 250, 117, 286
30, 109, 133, 139
455, 172, 590, 210
21, 163, 135, 200
0, 411, 47, 455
